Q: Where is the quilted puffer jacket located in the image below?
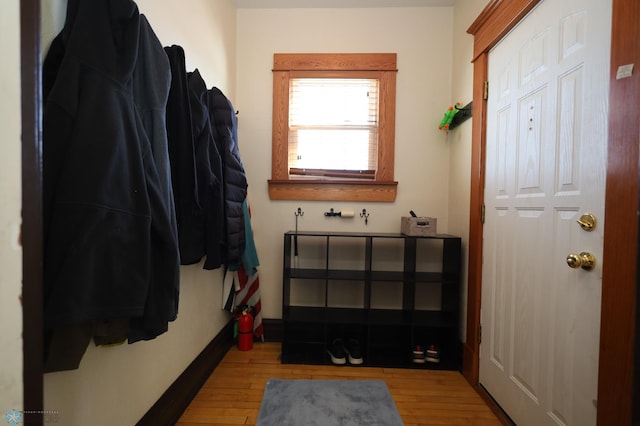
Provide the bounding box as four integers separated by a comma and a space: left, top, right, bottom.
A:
207, 87, 247, 269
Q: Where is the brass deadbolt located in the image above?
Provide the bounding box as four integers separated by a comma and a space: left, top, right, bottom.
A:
577, 213, 597, 231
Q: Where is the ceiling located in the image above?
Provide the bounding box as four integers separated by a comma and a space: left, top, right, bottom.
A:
236, 0, 456, 8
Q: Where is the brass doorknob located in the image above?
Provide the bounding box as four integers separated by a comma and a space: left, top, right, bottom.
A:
566, 252, 596, 271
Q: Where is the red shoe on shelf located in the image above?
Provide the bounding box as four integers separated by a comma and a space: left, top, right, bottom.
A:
412, 345, 425, 364
425, 344, 440, 363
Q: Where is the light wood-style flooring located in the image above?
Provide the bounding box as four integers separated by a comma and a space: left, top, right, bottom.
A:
177, 342, 502, 426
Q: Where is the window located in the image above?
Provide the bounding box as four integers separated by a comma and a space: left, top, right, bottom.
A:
268, 53, 398, 201
289, 78, 378, 178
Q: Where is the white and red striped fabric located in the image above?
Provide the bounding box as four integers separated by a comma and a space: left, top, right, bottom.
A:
233, 266, 263, 340
222, 195, 264, 340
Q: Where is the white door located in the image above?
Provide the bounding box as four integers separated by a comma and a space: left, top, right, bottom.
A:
479, 0, 611, 425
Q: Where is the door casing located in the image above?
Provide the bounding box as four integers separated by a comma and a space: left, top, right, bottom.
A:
21, 1, 44, 425
464, 1, 639, 425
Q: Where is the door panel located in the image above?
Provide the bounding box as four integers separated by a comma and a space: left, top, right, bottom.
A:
480, 0, 611, 425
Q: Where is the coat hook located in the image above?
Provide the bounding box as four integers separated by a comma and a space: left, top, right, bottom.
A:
360, 208, 370, 225
294, 207, 304, 266
294, 207, 304, 231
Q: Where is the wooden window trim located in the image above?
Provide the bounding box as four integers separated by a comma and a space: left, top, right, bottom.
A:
268, 53, 398, 202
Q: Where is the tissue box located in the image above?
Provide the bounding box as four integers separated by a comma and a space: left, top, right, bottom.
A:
401, 216, 437, 237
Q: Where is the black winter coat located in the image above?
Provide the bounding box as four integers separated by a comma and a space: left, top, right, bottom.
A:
208, 87, 247, 269
164, 45, 203, 266
42, 0, 180, 360
186, 70, 224, 270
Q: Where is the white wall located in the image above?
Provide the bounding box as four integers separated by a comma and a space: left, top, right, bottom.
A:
41, 1, 236, 425
0, 0, 24, 417
236, 6, 455, 319
448, 0, 490, 341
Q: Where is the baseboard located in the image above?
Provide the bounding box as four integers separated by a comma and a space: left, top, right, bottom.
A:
474, 384, 516, 426
136, 320, 235, 426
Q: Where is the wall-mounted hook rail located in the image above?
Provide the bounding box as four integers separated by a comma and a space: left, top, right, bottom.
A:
448, 101, 473, 130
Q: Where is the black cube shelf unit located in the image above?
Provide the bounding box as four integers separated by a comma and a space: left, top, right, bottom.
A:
281, 231, 462, 370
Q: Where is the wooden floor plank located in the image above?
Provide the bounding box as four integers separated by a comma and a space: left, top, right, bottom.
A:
176, 342, 503, 426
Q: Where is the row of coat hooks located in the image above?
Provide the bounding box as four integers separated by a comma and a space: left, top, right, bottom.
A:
294, 207, 371, 226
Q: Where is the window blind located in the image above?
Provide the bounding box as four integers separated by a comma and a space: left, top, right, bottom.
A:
288, 78, 379, 179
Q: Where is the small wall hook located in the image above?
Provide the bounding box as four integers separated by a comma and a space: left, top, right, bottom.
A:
294, 207, 304, 233
360, 208, 370, 225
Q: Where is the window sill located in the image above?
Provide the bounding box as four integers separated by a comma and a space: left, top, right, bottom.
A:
268, 180, 398, 202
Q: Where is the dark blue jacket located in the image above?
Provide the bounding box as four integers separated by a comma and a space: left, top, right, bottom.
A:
42, 0, 180, 367
164, 45, 205, 266
186, 70, 224, 270
208, 87, 248, 269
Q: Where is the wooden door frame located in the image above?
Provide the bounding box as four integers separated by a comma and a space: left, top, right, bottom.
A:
21, 0, 44, 425
463, 0, 638, 425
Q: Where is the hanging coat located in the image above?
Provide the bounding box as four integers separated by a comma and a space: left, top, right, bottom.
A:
208, 87, 248, 269
42, 0, 180, 368
128, 14, 180, 343
186, 69, 224, 270
164, 45, 204, 266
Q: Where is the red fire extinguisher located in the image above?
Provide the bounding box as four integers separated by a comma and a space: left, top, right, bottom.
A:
237, 310, 254, 351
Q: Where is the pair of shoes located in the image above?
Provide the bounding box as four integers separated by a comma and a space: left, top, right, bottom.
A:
327, 338, 363, 365
411, 343, 440, 364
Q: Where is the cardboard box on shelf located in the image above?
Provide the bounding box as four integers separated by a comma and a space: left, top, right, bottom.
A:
401, 216, 437, 237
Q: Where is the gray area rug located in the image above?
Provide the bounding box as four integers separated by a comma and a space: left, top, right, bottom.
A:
256, 379, 404, 426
